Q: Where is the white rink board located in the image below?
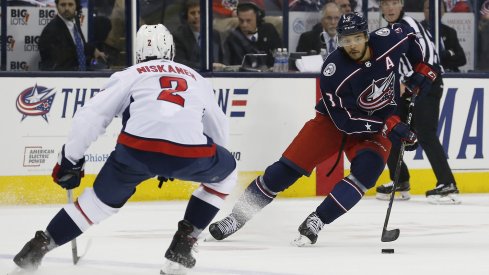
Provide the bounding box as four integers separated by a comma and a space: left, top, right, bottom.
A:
403, 78, 488, 171
0, 76, 487, 176
1, 77, 315, 176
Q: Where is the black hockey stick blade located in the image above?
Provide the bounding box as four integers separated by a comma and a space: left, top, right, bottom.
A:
381, 228, 400, 242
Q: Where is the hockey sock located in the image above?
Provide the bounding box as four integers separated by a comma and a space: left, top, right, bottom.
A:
232, 176, 276, 223
316, 150, 384, 224
46, 209, 83, 246
316, 176, 365, 224
184, 185, 226, 237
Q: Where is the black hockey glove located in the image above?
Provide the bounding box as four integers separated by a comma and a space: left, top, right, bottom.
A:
383, 115, 417, 151
157, 176, 174, 188
403, 62, 437, 97
52, 145, 85, 189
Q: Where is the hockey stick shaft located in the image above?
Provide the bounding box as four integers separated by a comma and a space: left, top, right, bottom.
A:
381, 94, 416, 242
67, 189, 80, 264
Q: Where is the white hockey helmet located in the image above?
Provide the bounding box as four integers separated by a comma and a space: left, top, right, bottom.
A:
135, 24, 175, 63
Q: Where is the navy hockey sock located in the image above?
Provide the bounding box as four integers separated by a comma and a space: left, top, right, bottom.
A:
316, 177, 365, 224
184, 195, 219, 231
316, 151, 384, 224
46, 209, 83, 246
232, 176, 277, 223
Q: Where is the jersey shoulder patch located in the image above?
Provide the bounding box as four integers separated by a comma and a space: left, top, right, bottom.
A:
375, 28, 390, 36
323, 63, 336, 76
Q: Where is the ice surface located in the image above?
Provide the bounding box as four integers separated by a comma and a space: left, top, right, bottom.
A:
1, 195, 488, 275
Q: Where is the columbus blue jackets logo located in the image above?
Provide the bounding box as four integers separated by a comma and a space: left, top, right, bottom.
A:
323, 63, 336, 76
16, 84, 56, 122
357, 72, 396, 114
375, 28, 390, 36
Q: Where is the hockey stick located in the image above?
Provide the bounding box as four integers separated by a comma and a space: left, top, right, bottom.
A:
381, 94, 416, 242
67, 189, 81, 264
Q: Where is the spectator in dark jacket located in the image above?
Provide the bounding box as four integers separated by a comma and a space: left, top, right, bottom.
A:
39, 0, 105, 71
173, 0, 224, 70
421, 0, 466, 72
224, 1, 282, 67
296, 2, 341, 55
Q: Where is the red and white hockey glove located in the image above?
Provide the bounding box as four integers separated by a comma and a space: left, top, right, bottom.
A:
52, 145, 85, 189
404, 62, 437, 96
383, 115, 417, 151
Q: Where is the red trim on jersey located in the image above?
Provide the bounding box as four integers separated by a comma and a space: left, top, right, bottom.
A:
202, 185, 228, 199
117, 132, 216, 158
74, 200, 94, 225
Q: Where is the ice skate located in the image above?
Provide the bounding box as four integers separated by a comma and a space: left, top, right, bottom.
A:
208, 213, 244, 240
376, 181, 411, 201
292, 212, 324, 247
13, 231, 52, 270
426, 183, 461, 205
161, 220, 197, 274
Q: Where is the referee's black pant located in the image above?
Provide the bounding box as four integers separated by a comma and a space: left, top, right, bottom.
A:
387, 76, 457, 187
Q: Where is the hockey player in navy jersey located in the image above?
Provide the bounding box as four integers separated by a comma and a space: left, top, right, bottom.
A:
209, 13, 437, 245
13, 24, 237, 274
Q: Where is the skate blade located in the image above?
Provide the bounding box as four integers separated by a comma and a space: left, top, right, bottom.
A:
160, 259, 189, 275
427, 194, 461, 205
291, 235, 313, 247
376, 191, 410, 201
203, 233, 218, 242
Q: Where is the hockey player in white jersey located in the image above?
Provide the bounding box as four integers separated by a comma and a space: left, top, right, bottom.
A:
13, 24, 237, 274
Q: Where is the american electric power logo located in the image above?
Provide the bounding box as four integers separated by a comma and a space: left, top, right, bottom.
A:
16, 84, 56, 122
215, 88, 248, 117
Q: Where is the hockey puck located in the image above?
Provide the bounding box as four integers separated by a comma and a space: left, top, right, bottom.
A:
382, 248, 394, 254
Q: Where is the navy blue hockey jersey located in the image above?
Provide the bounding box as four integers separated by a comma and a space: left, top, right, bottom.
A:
316, 24, 424, 135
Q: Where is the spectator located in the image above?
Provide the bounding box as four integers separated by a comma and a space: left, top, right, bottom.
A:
296, 2, 341, 55
335, 0, 352, 14
39, 0, 106, 70
173, 0, 225, 71
478, 0, 489, 71
421, 0, 466, 72
224, 1, 282, 67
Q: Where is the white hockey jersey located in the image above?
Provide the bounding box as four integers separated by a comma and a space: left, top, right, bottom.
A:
64, 59, 228, 162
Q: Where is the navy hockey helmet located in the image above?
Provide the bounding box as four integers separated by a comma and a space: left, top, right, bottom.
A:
336, 12, 368, 37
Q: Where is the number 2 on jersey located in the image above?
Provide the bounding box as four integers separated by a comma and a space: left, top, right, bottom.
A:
157, 76, 188, 107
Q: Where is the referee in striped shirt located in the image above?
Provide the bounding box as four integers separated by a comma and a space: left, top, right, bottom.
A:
375, 0, 460, 204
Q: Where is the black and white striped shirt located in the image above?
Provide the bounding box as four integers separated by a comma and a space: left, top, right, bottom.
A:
393, 15, 444, 76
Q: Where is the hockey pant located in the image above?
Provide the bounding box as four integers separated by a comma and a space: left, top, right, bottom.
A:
47, 143, 237, 246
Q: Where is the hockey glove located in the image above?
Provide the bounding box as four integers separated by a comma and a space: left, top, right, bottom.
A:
52, 145, 85, 189
403, 62, 437, 97
383, 115, 417, 151
157, 176, 174, 188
